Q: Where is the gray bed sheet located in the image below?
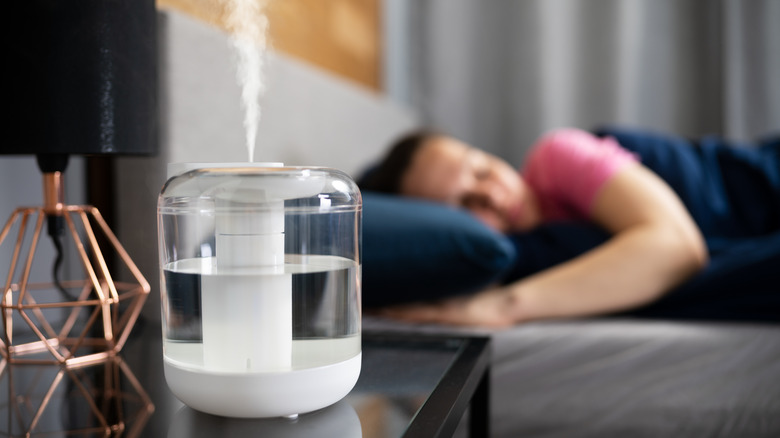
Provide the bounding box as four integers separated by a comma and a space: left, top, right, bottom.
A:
363, 316, 780, 438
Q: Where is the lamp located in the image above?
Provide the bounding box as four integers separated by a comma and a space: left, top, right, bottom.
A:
1, 0, 157, 366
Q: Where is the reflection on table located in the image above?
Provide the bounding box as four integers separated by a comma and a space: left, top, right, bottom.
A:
2, 322, 487, 438
0, 355, 153, 437
168, 400, 361, 438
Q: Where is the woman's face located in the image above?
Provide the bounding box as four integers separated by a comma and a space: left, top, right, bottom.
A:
400, 136, 541, 232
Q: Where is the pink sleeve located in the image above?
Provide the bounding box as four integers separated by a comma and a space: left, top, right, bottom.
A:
522, 128, 639, 220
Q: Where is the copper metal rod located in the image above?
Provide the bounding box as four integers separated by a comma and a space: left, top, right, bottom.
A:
22, 279, 90, 289
5, 211, 29, 315
13, 299, 105, 310
59, 350, 112, 368
42, 171, 65, 215
118, 357, 156, 438
4, 359, 64, 366
60, 281, 99, 338
1, 293, 12, 359
62, 210, 112, 350
6, 364, 25, 433
2, 211, 29, 349
63, 211, 106, 302
113, 286, 146, 346
79, 210, 119, 302
1, 211, 22, 353
0, 209, 19, 248
18, 212, 45, 305
18, 288, 60, 342
27, 368, 65, 432
112, 292, 146, 352
107, 358, 124, 430
89, 207, 151, 294
114, 286, 145, 330
0, 210, 21, 338
5, 338, 60, 356
16, 309, 66, 363
64, 366, 112, 432
62, 304, 106, 362
6, 350, 112, 367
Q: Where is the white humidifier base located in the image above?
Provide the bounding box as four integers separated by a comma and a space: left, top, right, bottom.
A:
164, 353, 361, 418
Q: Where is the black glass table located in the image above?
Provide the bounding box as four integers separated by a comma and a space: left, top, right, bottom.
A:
1, 320, 490, 438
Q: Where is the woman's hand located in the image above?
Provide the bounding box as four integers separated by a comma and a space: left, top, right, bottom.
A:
377, 286, 522, 328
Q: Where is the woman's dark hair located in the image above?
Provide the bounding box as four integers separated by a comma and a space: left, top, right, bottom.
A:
358, 130, 439, 193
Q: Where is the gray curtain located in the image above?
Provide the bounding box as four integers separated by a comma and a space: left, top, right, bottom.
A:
384, 0, 780, 165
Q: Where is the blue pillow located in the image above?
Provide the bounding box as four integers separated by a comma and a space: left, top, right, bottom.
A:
361, 192, 517, 307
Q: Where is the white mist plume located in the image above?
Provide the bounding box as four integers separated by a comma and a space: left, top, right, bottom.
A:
221, 0, 270, 162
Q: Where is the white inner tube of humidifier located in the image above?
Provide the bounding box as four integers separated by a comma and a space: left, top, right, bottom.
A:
171, 163, 294, 373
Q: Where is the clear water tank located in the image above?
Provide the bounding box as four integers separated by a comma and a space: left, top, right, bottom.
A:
157, 163, 362, 418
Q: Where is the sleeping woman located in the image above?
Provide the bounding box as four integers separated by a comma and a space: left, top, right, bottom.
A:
359, 127, 779, 327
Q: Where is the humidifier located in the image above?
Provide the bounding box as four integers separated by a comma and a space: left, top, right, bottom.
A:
157, 163, 362, 418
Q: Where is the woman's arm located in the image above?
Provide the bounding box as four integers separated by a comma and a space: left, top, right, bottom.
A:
379, 163, 708, 327
511, 162, 708, 321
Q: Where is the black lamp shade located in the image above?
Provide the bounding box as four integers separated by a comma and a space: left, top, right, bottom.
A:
6, 0, 158, 156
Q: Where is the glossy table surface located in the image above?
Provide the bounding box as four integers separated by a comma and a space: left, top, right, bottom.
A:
1, 318, 490, 438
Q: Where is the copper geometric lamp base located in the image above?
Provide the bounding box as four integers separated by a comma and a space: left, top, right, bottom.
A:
1, 175, 149, 368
